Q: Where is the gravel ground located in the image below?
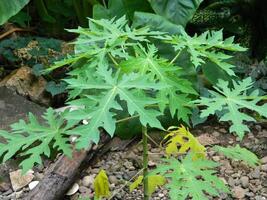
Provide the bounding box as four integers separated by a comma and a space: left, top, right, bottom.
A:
68, 124, 267, 200
0, 124, 266, 200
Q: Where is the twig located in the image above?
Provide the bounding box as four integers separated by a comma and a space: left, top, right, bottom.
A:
0, 27, 34, 40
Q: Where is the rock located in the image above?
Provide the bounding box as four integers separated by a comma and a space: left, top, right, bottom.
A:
109, 175, 118, 185
0, 66, 51, 106
28, 181, 39, 190
250, 167, 261, 179
240, 176, 249, 188
232, 186, 246, 199
34, 172, 44, 180
212, 131, 220, 137
158, 193, 164, 198
0, 181, 10, 192
82, 175, 95, 187
15, 190, 23, 198
212, 156, 220, 162
0, 87, 45, 131
228, 177, 236, 187
66, 183, 79, 196
261, 156, 267, 164
9, 169, 34, 191
124, 161, 135, 170
261, 164, 267, 172
197, 133, 220, 146
148, 160, 156, 167
78, 186, 91, 194
255, 196, 266, 200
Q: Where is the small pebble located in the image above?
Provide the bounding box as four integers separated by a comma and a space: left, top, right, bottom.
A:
66, 183, 79, 196
82, 175, 94, 187
240, 176, 249, 188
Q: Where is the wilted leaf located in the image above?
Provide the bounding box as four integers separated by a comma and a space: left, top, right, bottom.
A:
163, 125, 206, 160
130, 175, 166, 195
93, 170, 110, 198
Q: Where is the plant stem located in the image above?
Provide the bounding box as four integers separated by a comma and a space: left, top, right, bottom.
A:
142, 126, 149, 200
108, 53, 119, 66
169, 51, 181, 65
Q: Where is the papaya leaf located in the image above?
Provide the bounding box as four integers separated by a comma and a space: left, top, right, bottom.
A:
150, 154, 230, 200
66, 67, 167, 149
120, 44, 196, 123
163, 125, 206, 160
129, 175, 143, 192
147, 175, 166, 195
93, 170, 110, 198
0, 108, 74, 173
129, 175, 166, 195
195, 77, 267, 139
213, 145, 260, 167
168, 29, 247, 76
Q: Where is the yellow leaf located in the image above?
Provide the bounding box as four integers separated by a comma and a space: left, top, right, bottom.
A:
93, 169, 110, 198
164, 125, 206, 160
129, 175, 166, 195
148, 175, 166, 195
129, 175, 143, 192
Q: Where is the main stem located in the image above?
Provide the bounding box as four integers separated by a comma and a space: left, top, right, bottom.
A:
142, 126, 149, 200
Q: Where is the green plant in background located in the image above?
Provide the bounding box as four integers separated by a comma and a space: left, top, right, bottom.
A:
188, 0, 267, 59
0, 0, 30, 25
0, 16, 265, 199
0, 36, 70, 96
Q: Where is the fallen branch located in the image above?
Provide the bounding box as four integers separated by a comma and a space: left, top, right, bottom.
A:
25, 134, 110, 200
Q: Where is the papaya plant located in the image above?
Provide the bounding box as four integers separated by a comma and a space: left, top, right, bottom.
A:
0, 16, 266, 199
130, 126, 259, 200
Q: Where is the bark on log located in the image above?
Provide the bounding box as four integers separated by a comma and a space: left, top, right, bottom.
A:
25, 135, 110, 200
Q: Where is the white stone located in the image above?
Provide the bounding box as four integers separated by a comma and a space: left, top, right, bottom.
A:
28, 181, 39, 190
66, 183, 79, 196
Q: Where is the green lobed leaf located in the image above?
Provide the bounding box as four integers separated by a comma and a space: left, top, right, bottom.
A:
0, 108, 74, 173
150, 154, 230, 200
168, 29, 247, 76
66, 66, 167, 149
195, 77, 267, 139
213, 145, 260, 167
120, 44, 196, 123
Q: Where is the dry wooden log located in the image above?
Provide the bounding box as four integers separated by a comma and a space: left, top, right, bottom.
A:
25, 135, 110, 200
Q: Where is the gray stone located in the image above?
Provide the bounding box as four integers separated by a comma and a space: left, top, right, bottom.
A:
78, 186, 91, 194
82, 175, 95, 187
228, 177, 236, 187
109, 175, 118, 185
240, 176, 249, 188
250, 167, 261, 179
261, 164, 267, 172
261, 156, 267, 164
0, 87, 45, 131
